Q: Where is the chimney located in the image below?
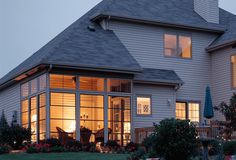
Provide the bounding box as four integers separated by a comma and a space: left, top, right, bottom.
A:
194, 0, 219, 24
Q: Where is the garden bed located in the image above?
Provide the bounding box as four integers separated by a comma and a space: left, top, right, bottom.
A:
0, 152, 129, 160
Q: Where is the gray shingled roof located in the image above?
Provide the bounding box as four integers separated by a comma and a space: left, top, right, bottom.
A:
134, 68, 183, 85
208, 9, 236, 49
0, 0, 142, 86
92, 0, 226, 32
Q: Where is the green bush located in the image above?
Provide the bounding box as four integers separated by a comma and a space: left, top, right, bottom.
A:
125, 142, 139, 153
223, 141, 236, 155
128, 147, 146, 160
41, 138, 61, 147
0, 145, 11, 154
152, 118, 198, 160
50, 146, 65, 152
65, 140, 82, 152
208, 140, 222, 156
142, 134, 156, 152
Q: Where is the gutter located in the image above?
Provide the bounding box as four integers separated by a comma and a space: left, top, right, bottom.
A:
91, 14, 225, 34
206, 40, 236, 53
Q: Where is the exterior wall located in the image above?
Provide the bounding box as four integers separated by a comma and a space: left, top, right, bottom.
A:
0, 84, 21, 124
133, 84, 176, 129
194, 0, 219, 24
109, 20, 218, 123
211, 47, 236, 120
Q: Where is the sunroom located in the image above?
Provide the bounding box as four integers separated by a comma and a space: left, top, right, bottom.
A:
20, 71, 132, 146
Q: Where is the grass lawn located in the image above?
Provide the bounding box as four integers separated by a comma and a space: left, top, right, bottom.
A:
0, 152, 129, 160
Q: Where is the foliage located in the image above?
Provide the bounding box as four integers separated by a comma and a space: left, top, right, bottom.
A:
214, 93, 236, 139
0, 144, 11, 154
65, 140, 82, 152
1, 124, 31, 149
223, 141, 236, 155
208, 140, 222, 156
41, 138, 61, 147
152, 118, 198, 160
25, 143, 50, 153
128, 147, 146, 160
142, 134, 157, 152
125, 142, 139, 153
50, 146, 65, 152
0, 110, 10, 144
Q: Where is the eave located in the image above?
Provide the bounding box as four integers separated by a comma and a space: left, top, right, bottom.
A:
91, 14, 225, 34
206, 40, 236, 53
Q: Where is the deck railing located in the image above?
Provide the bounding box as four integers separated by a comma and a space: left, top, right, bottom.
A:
134, 121, 226, 144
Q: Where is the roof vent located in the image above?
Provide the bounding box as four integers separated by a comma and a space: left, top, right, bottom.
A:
88, 25, 96, 32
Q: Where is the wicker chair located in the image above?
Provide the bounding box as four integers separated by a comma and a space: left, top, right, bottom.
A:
56, 127, 74, 145
94, 128, 112, 143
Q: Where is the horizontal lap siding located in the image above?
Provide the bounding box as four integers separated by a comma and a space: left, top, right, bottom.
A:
133, 84, 176, 128
0, 84, 21, 124
109, 21, 218, 123
211, 47, 236, 120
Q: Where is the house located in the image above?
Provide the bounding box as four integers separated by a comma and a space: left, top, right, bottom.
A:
1, 0, 236, 145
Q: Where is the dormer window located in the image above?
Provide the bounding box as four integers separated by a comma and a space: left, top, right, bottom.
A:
164, 33, 192, 59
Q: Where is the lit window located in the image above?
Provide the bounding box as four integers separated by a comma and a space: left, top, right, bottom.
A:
50, 74, 76, 89
137, 96, 151, 115
21, 100, 29, 128
231, 55, 236, 88
79, 77, 104, 91
164, 33, 192, 58
176, 102, 200, 123
108, 79, 131, 93
30, 79, 38, 95
50, 92, 76, 138
21, 83, 29, 97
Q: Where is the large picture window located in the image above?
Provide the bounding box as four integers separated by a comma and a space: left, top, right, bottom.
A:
50, 92, 76, 138
137, 96, 151, 115
39, 94, 46, 141
50, 74, 76, 90
108, 79, 131, 93
164, 33, 192, 59
176, 102, 200, 123
108, 96, 131, 146
80, 95, 104, 142
21, 100, 29, 128
30, 97, 38, 142
79, 77, 104, 91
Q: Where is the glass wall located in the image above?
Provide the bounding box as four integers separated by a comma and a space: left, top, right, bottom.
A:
50, 93, 76, 138
108, 96, 131, 146
80, 95, 104, 142
21, 74, 47, 142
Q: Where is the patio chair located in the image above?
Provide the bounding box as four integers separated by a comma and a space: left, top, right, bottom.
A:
94, 128, 112, 143
56, 127, 74, 145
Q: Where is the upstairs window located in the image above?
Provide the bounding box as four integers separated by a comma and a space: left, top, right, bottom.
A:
231, 55, 236, 88
164, 33, 192, 59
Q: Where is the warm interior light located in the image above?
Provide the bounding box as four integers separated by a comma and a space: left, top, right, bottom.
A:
124, 123, 130, 133
66, 120, 76, 132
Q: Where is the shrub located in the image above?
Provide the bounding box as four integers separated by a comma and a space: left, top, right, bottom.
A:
0, 144, 11, 154
208, 140, 222, 156
125, 142, 139, 153
25, 143, 50, 153
223, 141, 236, 155
65, 140, 82, 152
152, 118, 198, 160
1, 124, 31, 149
41, 138, 61, 147
128, 147, 146, 160
50, 146, 65, 152
142, 134, 156, 152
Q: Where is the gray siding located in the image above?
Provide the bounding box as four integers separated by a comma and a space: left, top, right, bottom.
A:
133, 84, 176, 128
211, 47, 236, 120
109, 20, 218, 123
0, 84, 21, 124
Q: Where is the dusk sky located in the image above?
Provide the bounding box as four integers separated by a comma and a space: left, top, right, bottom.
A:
0, 0, 236, 78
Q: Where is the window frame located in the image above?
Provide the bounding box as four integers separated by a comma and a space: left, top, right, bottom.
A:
163, 32, 192, 59
136, 95, 152, 117
231, 54, 236, 90
176, 101, 200, 123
